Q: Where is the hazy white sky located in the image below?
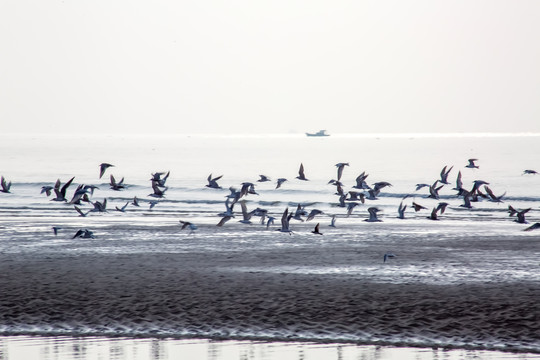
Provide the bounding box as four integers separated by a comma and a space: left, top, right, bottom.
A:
1, 1, 539, 134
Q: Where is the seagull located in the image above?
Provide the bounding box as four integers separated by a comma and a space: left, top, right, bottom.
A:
335, 163, 349, 181
266, 216, 276, 229
459, 190, 473, 209
277, 207, 293, 234
353, 172, 370, 190
239, 200, 253, 224
150, 171, 170, 187
52, 226, 61, 236
109, 175, 125, 191
149, 183, 167, 198
115, 201, 129, 212
346, 202, 359, 217
366, 189, 379, 200
0, 176, 12, 193
365, 207, 382, 222
99, 163, 114, 179
428, 207, 439, 220
91, 198, 107, 212
328, 214, 337, 227
257, 175, 271, 182
334, 182, 345, 197
466, 158, 479, 169
347, 191, 365, 203
311, 223, 323, 235
523, 169, 538, 175
436, 202, 449, 214
292, 204, 308, 221
412, 202, 427, 212
470, 180, 489, 194
453, 170, 465, 195
296, 163, 308, 181
206, 174, 223, 189
218, 197, 236, 217
439, 165, 453, 185
415, 183, 430, 191
72, 229, 95, 239
306, 209, 323, 221
132, 196, 140, 207
240, 182, 258, 197
74, 206, 89, 217
373, 181, 392, 192
216, 215, 233, 227
383, 253, 396, 263
275, 178, 288, 189
397, 202, 407, 219
149, 200, 159, 209
179, 220, 197, 234
515, 208, 531, 224
484, 186, 505, 203
524, 222, 540, 231
51, 177, 75, 202
41, 185, 54, 196
83, 184, 100, 195
69, 184, 90, 204
428, 180, 443, 200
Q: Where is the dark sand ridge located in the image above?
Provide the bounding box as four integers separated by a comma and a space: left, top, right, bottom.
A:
0, 245, 538, 353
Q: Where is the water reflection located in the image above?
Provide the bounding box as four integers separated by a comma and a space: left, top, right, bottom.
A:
0, 336, 538, 360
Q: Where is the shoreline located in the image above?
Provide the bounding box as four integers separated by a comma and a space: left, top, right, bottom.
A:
1, 251, 538, 354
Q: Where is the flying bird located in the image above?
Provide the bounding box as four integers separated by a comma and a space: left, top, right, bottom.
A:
99, 163, 114, 179
365, 207, 382, 222
523, 169, 538, 175
115, 201, 129, 212
306, 209, 323, 221
275, 178, 288, 189
328, 214, 337, 227
439, 165, 453, 185
206, 174, 223, 189
383, 253, 396, 263
179, 221, 198, 234
277, 207, 293, 234
335, 163, 349, 181
51, 177, 75, 202
74, 206, 89, 217
257, 175, 271, 182
311, 223, 323, 235
109, 174, 125, 191
239, 200, 254, 224
72, 229, 95, 239
397, 202, 407, 219
523, 222, 540, 231
296, 163, 308, 181
466, 159, 479, 169
149, 183, 167, 198
412, 202, 427, 212
217, 215, 234, 227
0, 176, 12, 193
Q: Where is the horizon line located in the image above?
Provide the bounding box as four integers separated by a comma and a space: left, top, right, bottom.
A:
2, 131, 540, 138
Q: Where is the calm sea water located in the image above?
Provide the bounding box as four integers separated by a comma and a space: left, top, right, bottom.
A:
1, 133, 539, 359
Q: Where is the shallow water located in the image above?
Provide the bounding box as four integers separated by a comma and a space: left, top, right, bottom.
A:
1, 336, 539, 360
1, 133, 539, 355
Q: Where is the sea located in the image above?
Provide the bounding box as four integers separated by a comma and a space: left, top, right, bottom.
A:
0, 132, 539, 360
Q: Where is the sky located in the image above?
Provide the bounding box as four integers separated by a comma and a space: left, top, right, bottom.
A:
1, 1, 539, 134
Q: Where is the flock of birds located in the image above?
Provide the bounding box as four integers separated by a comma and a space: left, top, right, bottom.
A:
1, 160, 539, 252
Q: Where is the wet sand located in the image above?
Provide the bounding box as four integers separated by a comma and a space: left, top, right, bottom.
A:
0, 247, 538, 353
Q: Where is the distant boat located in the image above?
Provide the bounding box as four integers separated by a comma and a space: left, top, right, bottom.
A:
306, 130, 330, 137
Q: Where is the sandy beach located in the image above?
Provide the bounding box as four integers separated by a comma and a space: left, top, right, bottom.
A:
1, 239, 538, 353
